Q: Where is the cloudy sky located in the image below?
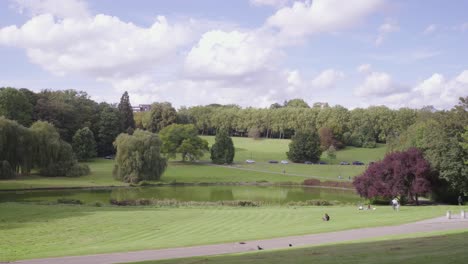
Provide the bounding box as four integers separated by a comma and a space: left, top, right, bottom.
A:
0, 0, 467, 109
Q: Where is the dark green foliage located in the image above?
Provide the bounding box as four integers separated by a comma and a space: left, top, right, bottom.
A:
118, 91, 135, 132
0, 87, 34, 126
66, 163, 91, 177
57, 198, 83, 205
210, 129, 235, 164
0, 117, 89, 178
34, 90, 99, 142
287, 130, 322, 163
113, 129, 167, 183
72, 127, 97, 161
0, 160, 15, 179
31, 121, 87, 177
146, 102, 177, 132
392, 119, 468, 194
159, 124, 209, 161
0, 117, 35, 176
97, 104, 121, 156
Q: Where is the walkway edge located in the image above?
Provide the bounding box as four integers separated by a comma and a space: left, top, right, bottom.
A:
11, 216, 468, 264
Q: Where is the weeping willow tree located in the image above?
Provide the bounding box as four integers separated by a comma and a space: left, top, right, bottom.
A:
30, 121, 90, 177
0, 117, 89, 178
0, 117, 34, 178
113, 129, 167, 183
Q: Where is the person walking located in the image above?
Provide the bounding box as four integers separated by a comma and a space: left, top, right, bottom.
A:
391, 198, 399, 211
458, 195, 464, 206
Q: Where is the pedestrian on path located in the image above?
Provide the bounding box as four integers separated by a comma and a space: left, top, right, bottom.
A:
458, 195, 464, 205
391, 198, 399, 211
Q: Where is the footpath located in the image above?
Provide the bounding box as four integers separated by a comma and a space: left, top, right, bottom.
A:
10, 216, 468, 264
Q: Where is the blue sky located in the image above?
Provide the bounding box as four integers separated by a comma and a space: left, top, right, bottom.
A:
0, 0, 467, 109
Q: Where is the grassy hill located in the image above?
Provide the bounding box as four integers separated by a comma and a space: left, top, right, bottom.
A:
200, 136, 387, 164
0, 137, 388, 190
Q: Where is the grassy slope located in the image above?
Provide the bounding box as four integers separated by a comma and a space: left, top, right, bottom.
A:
136, 231, 468, 264
0, 137, 387, 190
0, 203, 465, 261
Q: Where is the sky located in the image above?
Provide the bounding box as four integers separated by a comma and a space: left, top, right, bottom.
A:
0, 0, 467, 109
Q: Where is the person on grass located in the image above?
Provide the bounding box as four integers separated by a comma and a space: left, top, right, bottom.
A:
322, 213, 330, 221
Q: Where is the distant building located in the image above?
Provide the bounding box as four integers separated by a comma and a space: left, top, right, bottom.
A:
132, 104, 152, 112
313, 102, 329, 109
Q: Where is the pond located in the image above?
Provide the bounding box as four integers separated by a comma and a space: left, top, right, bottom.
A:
0, 185, 363, 205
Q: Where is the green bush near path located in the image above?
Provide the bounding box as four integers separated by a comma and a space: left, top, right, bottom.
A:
0, 203, 465, 261
135, 231, 468, 264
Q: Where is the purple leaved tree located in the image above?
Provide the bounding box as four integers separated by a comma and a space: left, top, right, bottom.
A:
353, 148, 434, 205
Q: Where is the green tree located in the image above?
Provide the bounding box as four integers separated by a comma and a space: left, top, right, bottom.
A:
30, 121, 89, 177
210, 128, 235, 164
0, 87, 34, 126
72, 127, 97, 161
0, 117, 34, 177
159, 124, 209, 161
284, 98, 310, 108
118, 91, 135, 132
393, 119, 468, 195
146, 102, 177, 132
287, 130, 322, 163
113, 129, 167, 183
34, 90, 99, 142
97, 104, 121, 156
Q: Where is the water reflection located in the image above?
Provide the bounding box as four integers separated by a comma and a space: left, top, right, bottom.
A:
0, 185, 361, 205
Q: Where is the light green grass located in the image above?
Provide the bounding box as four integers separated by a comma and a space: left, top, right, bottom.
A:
0, 159, 126, 190
0, 203, 465, 261
135, 231, 468, 264
201, 136, 387, 164
0, 138, 387, 189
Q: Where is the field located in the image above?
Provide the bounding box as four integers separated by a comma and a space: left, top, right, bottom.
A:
136, 231, 468, 264
0, 203, 464, 261
0, 137, 387, 190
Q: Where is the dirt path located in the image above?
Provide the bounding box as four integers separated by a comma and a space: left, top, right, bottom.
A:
10, 216, 468, 264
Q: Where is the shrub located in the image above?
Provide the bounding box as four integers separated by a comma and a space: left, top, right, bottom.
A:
303, 178, 320, 186
66, 163, 91, 177
57, 198, 83, 205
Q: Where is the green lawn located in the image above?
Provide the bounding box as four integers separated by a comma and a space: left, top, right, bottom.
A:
201, 136, 387, 164
0, 137, 387, 190
0, 203, 464, 261
135, 231, 468, 264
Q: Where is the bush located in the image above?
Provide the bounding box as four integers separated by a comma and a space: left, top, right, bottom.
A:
303, 178, 320, 186
66, 163, 91, 177
57, 198, 83, 205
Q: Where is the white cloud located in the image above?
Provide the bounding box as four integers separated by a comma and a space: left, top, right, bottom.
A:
355, 71, 404, 97
311, 69, 344, 88
413, 73, 445, 97
184, 30, 278, 78
375, 21, 399, 45
250, 0, 291, 8
0, 14, 192, 79
266, 0, 383, 38
409, 70, 468, 109
423, 24, 437, 35
10, 0, 90, 19
357, 63, 372, 73
354, 70, 468, 109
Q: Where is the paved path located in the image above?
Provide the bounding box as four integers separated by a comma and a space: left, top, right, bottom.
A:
10, 216, 468, 264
